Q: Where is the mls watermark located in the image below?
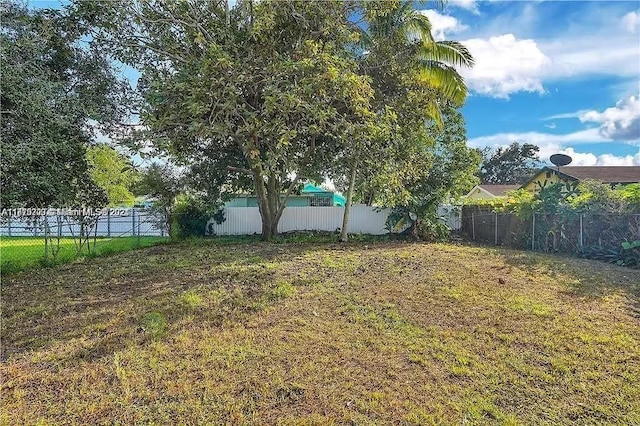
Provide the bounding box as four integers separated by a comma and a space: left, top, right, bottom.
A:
1, 207, 131, 218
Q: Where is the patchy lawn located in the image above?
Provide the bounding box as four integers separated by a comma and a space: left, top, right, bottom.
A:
1, 240, 639, 425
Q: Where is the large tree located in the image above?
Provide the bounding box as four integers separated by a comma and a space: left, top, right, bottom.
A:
479, 142, 543, 185
334, 0, 474, 240
388, 103, 481, 238
79, 0, 379, 240
0, 1, 128, 208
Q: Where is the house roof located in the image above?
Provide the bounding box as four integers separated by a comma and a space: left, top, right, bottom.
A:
521, 166, 640, 190
477, 184, 520, 197
554, 166, 640, 183
302, 183, 330, 194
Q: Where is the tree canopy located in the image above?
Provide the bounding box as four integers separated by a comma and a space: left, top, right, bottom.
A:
86, 144, 138, 206
5, 0, 479, 241
330, 0, 474, 240
479, 142, 543, 185
0, 1, 128, 208
77, 0, 382, 239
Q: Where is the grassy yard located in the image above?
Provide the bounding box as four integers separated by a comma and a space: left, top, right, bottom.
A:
0, 236, 168, 274
1, 240, 639, 424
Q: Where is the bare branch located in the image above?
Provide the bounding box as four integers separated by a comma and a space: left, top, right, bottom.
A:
227, 165, 253, 174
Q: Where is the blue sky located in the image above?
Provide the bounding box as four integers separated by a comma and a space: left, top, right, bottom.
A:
419, 0, 640, 165
31, 0, 640, 166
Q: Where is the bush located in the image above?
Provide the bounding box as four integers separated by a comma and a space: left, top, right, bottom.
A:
173, 197, 218, 238
416, 217, 451, 242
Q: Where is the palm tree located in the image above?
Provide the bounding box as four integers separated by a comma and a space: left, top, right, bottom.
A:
338, 1, 474, 242
358, 1, 474, 110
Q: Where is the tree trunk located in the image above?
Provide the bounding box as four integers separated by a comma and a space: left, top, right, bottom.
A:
339, 161, 357, 242
254, 172, 274, 241
254, 172, 287, 241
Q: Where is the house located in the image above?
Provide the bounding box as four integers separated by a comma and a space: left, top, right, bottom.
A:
522, 166, 640, 193
464, 184, 520, 201
225, 183, 346, 207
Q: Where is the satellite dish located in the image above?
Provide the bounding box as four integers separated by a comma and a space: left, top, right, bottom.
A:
550, 154, 572, 169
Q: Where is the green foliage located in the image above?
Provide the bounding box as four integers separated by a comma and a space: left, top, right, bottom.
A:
568, 180, 629, 213
580, 240, 640, 268
415, 216, 451, 242
0, 2, 129, 208
494, 181, 639, 219
82, 0, 381, 240
618, 183, 640, 212
135, 162, 185, 237
86, 145, 138, 206
479, 142, 543, 185
173, 196, 221, 239
381, 103, 480, 240
338, 2, 475, 214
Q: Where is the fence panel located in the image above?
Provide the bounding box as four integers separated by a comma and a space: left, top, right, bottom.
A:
208, 205, 392, 236
460, 206, 639, 264
0, 209, 166, 237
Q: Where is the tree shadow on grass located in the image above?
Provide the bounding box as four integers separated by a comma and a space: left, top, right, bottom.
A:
501, 249, 640, 318
0, 239, 389, 363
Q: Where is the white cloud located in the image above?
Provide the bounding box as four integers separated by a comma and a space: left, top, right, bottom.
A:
467, 128, 608, 151
544, 110, 590, 121
448, 0, 480, 15
542, 37, 640, 80
452, 7, 640, 98
622, 10, 640, 33
559, 148, 640, 166
467, 129, 640, 166
546, 95, 640, 142
579, 95, 640, 141
419, 10, 467, 41
460, 34, 550, 98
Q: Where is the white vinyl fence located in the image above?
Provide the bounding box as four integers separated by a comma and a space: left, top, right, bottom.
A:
208, 205, 462, 236
208, 205, 393, 236
0, 209, 166, 237
1, 205, 461, 238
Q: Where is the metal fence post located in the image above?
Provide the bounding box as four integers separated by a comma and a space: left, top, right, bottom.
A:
580, 214, 584, 250
107, 209, 111, 237
132, 209, 136, 237
471, 213, 476, 241
531, 214, 535, 251
495, 213, 498, 245
7, 217, 11, 237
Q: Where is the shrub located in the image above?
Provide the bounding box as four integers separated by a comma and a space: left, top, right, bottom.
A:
173, 196, 219, 238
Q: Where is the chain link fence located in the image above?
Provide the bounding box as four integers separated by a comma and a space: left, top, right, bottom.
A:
460, 206, 640, 267
0, 208, 169, 274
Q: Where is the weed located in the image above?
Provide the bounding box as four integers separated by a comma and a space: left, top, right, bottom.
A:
140, 311, 167, 339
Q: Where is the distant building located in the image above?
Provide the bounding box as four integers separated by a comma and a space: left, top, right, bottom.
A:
225, 183, 346, 207
464, 184, 520, 201
522, 166, 640, 193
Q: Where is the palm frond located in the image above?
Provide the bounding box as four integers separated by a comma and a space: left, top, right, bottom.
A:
401, 13, 436, 45
355, 24, 373, 50
426, 100, 444, 129
416, 40, 475, 68
417, 62, 468, 106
